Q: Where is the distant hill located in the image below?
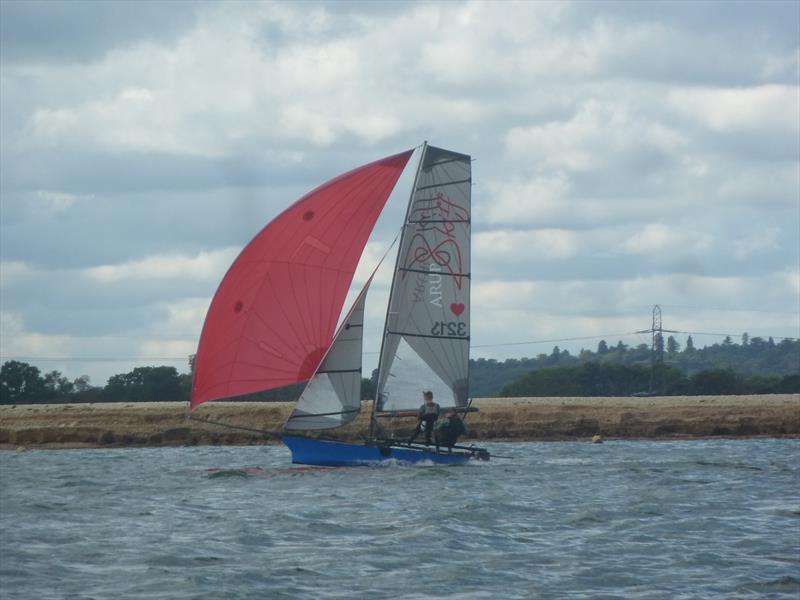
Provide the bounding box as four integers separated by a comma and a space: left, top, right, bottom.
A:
468, 335, 799, 397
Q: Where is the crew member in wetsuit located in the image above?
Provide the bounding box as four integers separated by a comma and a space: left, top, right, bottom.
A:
408, 390, 440, 445
435, 408, 467, 452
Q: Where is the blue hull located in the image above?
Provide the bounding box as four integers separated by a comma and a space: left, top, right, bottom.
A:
281, 435, 474, 466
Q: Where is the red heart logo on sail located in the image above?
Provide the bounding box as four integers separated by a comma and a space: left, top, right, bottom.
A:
450, 303, 465, 317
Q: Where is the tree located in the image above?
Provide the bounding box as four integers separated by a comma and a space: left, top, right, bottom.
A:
667, 336, 680, 354
689, 369, 739, 395
104, 366, 184, 402
73, 375, 92, 393
597, 340, 609, 355
685, 336, 695, 352
741, 332, 749, 346
546, 346, 561, 366
0, 361, 46, 404
654, 333, 664, 355
43, 370, 74, 400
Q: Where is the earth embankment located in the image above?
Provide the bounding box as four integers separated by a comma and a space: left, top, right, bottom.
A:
1, 394, 797, 449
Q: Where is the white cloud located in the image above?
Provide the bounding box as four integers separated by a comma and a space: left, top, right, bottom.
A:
787, 269, 800, 298
138, 339, 196, 362
505, 99, 686, 173
85, 248, 239, 283
35, 190, 92, 213
479, 172, 572, 225
731, 228, 781, 260
154, 297, 210, 339
0, 311, 70, 357
617, 223, 713, 255
0, 261, 34, 288
475, 229, 579, 261
669, 85, 800, 132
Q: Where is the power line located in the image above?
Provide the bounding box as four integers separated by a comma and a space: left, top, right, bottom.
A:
471, 332, 639, 349
2, 331, 797, 363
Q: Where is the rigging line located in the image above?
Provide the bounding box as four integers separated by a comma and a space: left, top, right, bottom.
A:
470, 332, 640, 348
185, 414, 283, 438
286, 408, 360, 420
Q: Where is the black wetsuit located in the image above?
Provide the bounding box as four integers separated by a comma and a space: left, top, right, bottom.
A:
435, 415, 467, 449
409, 402, 440, 444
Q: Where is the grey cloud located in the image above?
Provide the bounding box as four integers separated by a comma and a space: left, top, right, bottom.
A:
0, 0, 206, 65
1, 0, 797, 383
569, 0, 799, 47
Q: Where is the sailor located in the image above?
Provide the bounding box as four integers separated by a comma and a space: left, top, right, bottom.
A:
434, 408, 467, 452
408, 390, 440, 445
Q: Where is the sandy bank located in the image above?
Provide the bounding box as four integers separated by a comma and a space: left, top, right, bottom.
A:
1, 394, 798, 449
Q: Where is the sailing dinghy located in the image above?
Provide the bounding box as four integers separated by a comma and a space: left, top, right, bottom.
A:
191, 143, 490, 466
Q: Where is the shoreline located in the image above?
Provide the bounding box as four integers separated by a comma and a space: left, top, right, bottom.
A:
1, 394, 798, 449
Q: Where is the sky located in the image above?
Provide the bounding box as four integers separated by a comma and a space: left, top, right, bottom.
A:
1, 0, 798, 387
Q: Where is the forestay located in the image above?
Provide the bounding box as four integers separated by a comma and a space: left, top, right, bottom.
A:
376, 145, 471, 412
284, 279, 370, 430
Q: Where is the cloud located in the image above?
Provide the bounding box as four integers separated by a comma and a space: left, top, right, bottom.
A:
669, 85, 800, 133
1, 0, 798, 385
0, 261, 33, 288
0, 0, 204, 64
617, 223, 713, 256
505, 99, 686, 173
0, 311, 70, 359
85, 248, 239, 283
478, 172, 572, 226
475, 229, 579, 261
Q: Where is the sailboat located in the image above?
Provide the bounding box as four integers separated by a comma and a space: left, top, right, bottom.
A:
191, 143, 490, 466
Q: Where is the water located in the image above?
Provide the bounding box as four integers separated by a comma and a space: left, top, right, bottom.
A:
1, 440, 799, 599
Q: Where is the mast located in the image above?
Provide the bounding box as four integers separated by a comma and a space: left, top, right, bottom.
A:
369, 142, 429, 440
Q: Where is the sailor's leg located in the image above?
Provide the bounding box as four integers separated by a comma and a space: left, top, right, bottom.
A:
408, 422, 421, 443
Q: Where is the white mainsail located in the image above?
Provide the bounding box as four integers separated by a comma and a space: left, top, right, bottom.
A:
376, 144, 471, 411
283, 282, 370, 431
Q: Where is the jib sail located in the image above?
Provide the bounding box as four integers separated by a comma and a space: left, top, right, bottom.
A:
283, 278, 371, 431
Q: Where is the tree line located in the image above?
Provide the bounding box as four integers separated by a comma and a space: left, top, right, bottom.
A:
469, 334, 798, 397
1, 334, 797, 404
0, 359, 373, 405
500, 363, 800, 398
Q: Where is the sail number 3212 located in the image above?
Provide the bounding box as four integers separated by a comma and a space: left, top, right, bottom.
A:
431, 321, 467, 337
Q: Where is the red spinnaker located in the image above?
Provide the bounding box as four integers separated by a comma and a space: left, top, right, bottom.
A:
191, 150, 413, 408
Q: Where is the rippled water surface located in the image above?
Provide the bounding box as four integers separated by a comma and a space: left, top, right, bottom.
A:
2, 439, 799, 599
